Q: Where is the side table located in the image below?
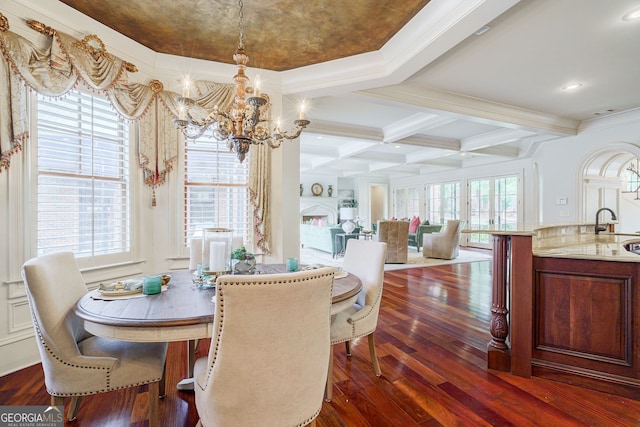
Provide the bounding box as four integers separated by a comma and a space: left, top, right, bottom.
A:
333, 233, 361, 258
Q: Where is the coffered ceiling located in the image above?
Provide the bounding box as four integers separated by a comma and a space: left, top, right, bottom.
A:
52, 0, 640, 180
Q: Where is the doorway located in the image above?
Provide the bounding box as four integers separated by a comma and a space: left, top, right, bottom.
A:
369, 184, 387, 230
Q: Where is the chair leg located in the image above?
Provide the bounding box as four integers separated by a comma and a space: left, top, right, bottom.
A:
50, 396, 66, 419
367, 333, 382, 377
159, 359, 167, 398
67, 396, 82, 421
148, 381, 159, 427
325, 345, 334, 402
50, 395, 63, 408
51, 395, 82, 422
345, 340, 351, 356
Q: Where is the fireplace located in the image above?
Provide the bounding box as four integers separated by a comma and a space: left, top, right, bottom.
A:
300, 199, 337, 224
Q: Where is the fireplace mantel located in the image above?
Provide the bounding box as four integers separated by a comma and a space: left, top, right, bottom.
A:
300, 197, 338, 224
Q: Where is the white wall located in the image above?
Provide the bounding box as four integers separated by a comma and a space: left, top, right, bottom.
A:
534, 109, 640, 225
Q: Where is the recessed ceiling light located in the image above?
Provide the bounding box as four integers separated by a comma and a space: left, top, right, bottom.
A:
623, 7, 640, 21
562, 82, 583, 91
316, 136, 323, 139
460, 152, 466, 156
394, 145, 401, 149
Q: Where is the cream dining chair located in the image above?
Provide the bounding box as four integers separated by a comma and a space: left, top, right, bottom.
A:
325, 239, 387, 402
21, 252, 168, 425
194, 267, 335, 427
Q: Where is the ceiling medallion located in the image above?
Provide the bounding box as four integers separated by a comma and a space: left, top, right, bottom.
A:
173, 0, 310, 163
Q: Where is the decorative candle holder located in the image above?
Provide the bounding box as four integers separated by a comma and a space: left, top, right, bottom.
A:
201, 228, 233, 275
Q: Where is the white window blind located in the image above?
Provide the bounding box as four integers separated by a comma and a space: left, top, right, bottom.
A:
36, 90, 130, 257
184, 135, 250, 245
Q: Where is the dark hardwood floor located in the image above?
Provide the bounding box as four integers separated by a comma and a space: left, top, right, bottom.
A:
2, 259, 640, 426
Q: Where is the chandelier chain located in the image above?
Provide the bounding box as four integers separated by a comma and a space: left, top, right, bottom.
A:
238, 0, 244, 49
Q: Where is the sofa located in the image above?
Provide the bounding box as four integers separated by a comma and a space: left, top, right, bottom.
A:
300, 224, 360, 257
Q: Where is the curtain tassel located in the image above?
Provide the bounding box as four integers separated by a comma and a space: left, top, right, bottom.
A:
152, 188, 156, 207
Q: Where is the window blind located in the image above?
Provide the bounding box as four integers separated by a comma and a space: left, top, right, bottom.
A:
184, 135, 250, 245
36, 90, 130, 257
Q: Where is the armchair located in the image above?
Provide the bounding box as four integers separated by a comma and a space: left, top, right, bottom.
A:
375, 220, 409, 263
408, 223, 443, 252
422, 220, 466, 259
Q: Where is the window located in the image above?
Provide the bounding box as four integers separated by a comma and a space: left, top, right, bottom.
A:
407, 187, 420, 217
184, 135, 250, 246
625, 160, 640, 193
36, 90, 130, 257
468, 175, 519, 247
426, 182, 460, 224
393, 186, 420, 219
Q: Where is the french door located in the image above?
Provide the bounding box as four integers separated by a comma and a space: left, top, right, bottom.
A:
467, 175, 519, 248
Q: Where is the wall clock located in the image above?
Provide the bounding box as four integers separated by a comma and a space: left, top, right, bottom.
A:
311, 183, 323, 196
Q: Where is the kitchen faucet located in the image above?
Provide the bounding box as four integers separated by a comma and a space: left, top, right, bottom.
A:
595, 208, 617, 234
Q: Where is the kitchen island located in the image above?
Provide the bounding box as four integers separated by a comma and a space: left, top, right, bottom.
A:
487, 223, 640, 399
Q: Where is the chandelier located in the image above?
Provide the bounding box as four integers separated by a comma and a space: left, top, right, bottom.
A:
173, 0, 310, 162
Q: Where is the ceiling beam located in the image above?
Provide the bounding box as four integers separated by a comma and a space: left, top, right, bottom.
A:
359, 84, 580, 136
383, 113, 456, 143
460, 128, 536, 151
396, 134, 460, 150
469, 145, 519, 158
303, 120, 383, 143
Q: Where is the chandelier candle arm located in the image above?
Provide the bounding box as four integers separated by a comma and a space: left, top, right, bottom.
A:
172, 0, 310, 163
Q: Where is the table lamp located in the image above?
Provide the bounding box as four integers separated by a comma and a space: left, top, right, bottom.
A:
340, 207, 357, 234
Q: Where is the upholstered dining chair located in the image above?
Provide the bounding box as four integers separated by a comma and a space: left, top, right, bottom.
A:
21, 252, 168, 425
422, 219, 466, 260
325, 239, 387, 402
194, 267, 335, 427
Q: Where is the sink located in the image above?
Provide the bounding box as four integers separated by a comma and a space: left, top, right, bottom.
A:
623, 239, 640, 255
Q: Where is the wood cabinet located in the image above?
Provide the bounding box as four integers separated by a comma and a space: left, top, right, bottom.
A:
531, 256, 640, 398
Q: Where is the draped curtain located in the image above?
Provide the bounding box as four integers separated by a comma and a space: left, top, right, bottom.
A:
0, 14, 272, 251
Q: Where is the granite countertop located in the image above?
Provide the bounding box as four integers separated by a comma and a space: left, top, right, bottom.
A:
534, 232, 640, 262
533, 222, 640, 262
464, 223, 640, 262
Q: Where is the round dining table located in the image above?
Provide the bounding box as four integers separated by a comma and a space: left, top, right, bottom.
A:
75, 266, 362, 390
